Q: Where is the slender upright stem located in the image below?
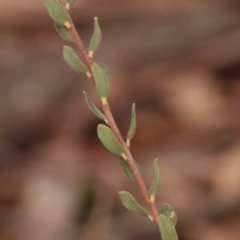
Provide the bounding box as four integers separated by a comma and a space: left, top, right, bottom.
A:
67, 19, 159, 225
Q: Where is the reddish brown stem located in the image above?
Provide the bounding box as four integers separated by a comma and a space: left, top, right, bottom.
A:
102, 102, 159, 225
69, 25, 92, 69
68, 19, 159, 225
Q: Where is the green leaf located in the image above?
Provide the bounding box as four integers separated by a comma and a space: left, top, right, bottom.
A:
83, 91, 107, 122
120, 157, 135, 181
43, 0, 69, 25
161, 204, 177, 226
136, 160, 143, 177
97, 124, 124, 156
55, 23, 73, 42
149, 159, 162, 200
88, 17, 102, 56
119, 191, 149, 217
67, 0, 76, 7
126, 103, 137, 146
92, 63, 109, 100
63, 46, 88, 73
100, 64, 110, 80
120, 157, 143, 181
159, 215, 178, 240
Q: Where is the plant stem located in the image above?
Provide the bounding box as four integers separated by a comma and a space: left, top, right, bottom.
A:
102, 102, 159, 225
68, 19, 159, 226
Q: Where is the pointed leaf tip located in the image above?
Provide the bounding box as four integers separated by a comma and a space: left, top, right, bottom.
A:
149, 159, 162, 198
92, 63, 109, 99
55, 23, 73, 42
83, 91, 106, 122
97, 124, 124, 156
88, 17, 102, 55
159, 215, 178, 240
119, 191, 149, 217
161, 203, 177, 226
126, 103, 136, 145
43, 0, 69, 25
63, 46, 88, 73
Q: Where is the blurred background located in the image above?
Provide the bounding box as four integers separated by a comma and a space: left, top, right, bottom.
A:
0, 0, 240, 239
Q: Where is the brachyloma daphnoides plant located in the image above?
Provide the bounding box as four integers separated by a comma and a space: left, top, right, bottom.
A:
43, 0, 178, 239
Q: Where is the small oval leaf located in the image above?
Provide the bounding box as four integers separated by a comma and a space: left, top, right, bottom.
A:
43, 0, 69, 25
149, 159, 162, 199
83, 91, 107, 122
88, 17, 102, 56
63, 46, 88, 73
119, 191, 149, 217
159, 214, 178, 240
161, 204, 177, 226
120, 157, 143, 181
55, 23, 73, 42
92, 63, 109, 100
100, 64, 110, 80
126, 103, 136, 146
97, 124, 124, 156
67, 0, 76, 7
120, 157, 135, 181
